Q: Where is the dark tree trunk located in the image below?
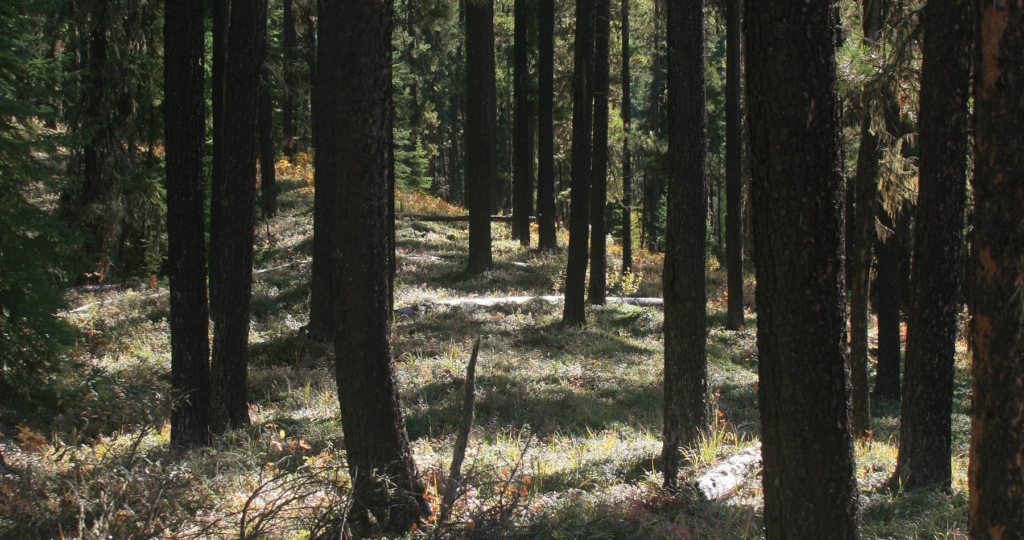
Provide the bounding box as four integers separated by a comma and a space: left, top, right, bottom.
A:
968, 4, 1024, 538
848, 116, 877, 438
662, 0, 707, 491
537, 0, 557, 250
450, 93, 461, 204
724, 0, 744, 330
465, 0, 496, 272
873, 208, 902, 400
746, 0, 860, 537
620, 0, 632, 273
209, 0, 229, 311
645, 0, 662, 253
307, 0, 332, 342
318, 0, 428, 532
846, 175, 855, 292
304, 3, 318, 152
259, 67, 277, 218
209, 0, 266, 433
282, 0, 296, 158
512, 0, 531, 246
561, 0, 596, 326
890, 0, 971, 492
165, 0, 211, 448
588, 0, 610, 305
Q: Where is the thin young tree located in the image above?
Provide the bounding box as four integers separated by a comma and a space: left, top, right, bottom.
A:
893, 0, 972, 483
588, 0, 610, 305
968, 3, 1024, 537
258, 65, 277, 218
512, 0, 531, 246
209, 0, 267, 432
282, 0, 297, 158
620, 0, 632, 273
465, 0, 496, 272
746, 0, 860, 536
562, 0, 596, 326
724, 0, 744, 330
662, 0, 708, 491
164, 0, 210, 447
318, 0, 428, 531
537, 0, 557, 250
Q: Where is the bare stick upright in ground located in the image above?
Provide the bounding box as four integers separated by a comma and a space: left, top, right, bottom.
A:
319, 0, 428, 532
968, 2, 1024, 537
437, 338, 481, 529
746, 0, 860, 536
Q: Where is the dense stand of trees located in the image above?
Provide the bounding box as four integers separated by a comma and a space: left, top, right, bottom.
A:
5, 0, 1024, 535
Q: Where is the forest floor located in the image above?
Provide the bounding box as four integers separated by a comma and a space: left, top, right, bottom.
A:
0, 169, 970, 539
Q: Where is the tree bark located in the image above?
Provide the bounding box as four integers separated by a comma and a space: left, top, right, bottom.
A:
165, 0, 211, 447
259, 66, 277, 219
873, 208, 903, 401
537, 0, 557, 250
512, 0, 531, 246
662, 0, 708, 491
620, 0, 632, 273
209, 0, 229, 312
588, 0, 610, 305
724, 0, 744, 330
968, 3, 1024, 538
645, 0, 662, 253
318, 0, 428, 532
282, 0, 296, 158
848, 115, 877, 438
561, 0, 596, 326
746, 0, 860, 536
465, 0, 496, 272
307, 0, 333, 342
891, 0, 971, 491
209, 0, 266, 433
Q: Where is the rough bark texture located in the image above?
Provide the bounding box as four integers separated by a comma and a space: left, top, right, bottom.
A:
562, 0, 595, 326
724, 0, 744, 330
537, 0, 557, 250
873, 206, 907, 401
465, 0, 496, 272
307, 0, 332, 342
209, 0, 228, 312
745, 0, 861, 537
318, 0, 428, 532
282, 0, 296, 158
968, 3, 1024, 538
512, 0, 531, 246
259, 66, 277, 218
661, 0, 707, 491
848, 115, 877, 438
209, 0, 266, 433
620, 0, 632, 273
165, 0, 210, 447
588, 0, 610, 305
894, 0, 971, 483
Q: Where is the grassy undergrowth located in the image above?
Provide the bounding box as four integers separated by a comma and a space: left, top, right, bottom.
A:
0, 169, 970, 539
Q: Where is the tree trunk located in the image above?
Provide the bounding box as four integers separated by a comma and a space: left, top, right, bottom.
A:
209, 0, 229, 311
318, 0, 428, 532
662, 0, 707, 491
307, 0, 332, 342
561, 0, 595, 326
537, 0, 557, 250
282, 0, 296, 158
259, 66, 277, 219
645, 0, 662, 253
512, 0, 531, 246
465, 0, 496, 272
620, 0, 632, 273
209, 0, 266, 433
724, 0, 744, 330
588, 0, 610, 305
165, 0, 211, 447
745, 0, 860, 536
891, 0, 971, 492
968, 4, 1024, 538
873, 207, 902, 400
848, 115, 877, 438
449, 93, 461, 204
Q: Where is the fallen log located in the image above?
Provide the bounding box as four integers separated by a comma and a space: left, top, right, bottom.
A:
392, 295, 662, 317
396, 213, 536, 223
694, 443, 762, 501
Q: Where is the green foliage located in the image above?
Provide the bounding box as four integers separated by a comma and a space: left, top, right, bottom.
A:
0, 0, 78, 396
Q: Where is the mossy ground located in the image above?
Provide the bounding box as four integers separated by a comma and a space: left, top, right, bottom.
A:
0, 169, 969, 539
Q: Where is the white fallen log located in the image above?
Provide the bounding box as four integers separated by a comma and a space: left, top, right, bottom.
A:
694, 443, 762, 501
